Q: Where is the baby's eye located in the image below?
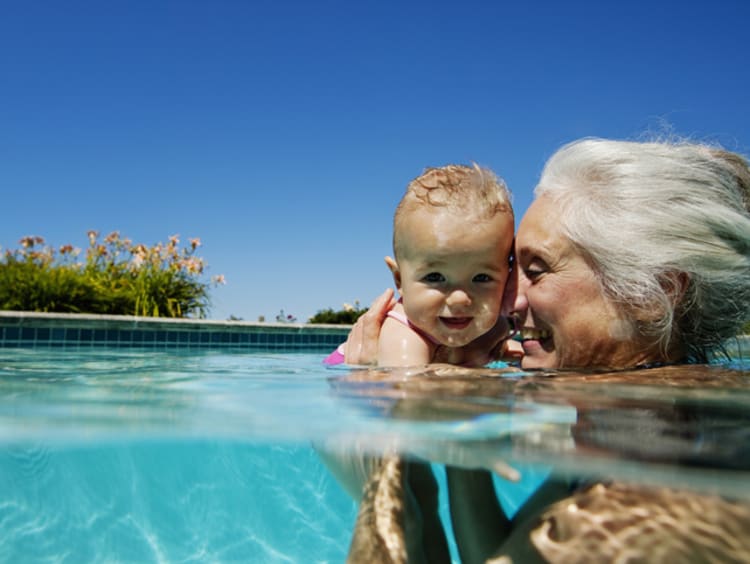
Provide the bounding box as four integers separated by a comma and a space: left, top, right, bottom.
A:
422, 272, 445, 283
472, 273, 493, 283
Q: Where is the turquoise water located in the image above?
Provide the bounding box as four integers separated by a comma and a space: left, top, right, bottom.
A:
0, 350, 363, 562
1, 348, 748, 562
0, 443, 354, 562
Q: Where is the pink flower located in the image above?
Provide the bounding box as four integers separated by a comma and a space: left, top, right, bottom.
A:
179, 257, 204, 274
104, 231, 120, 244
19, 235, 44, 248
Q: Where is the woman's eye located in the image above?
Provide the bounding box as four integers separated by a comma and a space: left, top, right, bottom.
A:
422, 272, 445, 283
523, 266, 546, 280
473, 273, 493, 283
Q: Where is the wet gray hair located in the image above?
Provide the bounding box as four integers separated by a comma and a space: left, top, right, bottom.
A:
536, 138, 750, 361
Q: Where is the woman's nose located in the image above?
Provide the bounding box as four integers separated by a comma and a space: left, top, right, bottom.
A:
502, 267, 528, 316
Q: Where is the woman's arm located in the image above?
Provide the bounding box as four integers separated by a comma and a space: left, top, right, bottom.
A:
446, 468, 511, 564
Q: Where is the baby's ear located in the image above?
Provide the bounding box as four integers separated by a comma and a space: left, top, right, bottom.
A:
384, 256, 401, 289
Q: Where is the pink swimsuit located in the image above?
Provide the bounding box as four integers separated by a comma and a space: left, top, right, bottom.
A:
322, 344, 346, 366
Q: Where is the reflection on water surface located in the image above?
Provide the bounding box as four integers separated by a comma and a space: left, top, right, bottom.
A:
331, 362, 750, 500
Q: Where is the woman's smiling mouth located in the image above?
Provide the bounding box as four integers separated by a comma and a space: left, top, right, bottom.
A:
518, 327, 552, 341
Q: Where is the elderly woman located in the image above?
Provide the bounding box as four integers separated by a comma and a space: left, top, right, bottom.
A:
340, 138, 750, 562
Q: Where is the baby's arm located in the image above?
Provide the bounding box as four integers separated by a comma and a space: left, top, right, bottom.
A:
377, 312, 433, 367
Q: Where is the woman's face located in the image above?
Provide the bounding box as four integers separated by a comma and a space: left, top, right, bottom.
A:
507, 195, 655, 370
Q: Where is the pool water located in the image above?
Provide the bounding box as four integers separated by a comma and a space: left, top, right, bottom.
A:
1, 348, 748, 562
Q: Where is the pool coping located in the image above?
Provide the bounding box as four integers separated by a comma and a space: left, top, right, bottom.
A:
0, 311, 351, 352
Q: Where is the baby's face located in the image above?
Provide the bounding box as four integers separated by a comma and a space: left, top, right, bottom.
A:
393, 208, 514, 347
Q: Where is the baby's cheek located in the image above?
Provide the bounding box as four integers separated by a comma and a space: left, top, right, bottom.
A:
477, 300, 500, 323
473, 313, 497, 336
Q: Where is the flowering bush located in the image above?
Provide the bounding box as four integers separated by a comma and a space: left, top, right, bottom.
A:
308, 301, 368, 324
0, 232, 225, 318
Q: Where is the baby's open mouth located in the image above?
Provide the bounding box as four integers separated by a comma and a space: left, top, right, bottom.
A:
440, 317, 472, 329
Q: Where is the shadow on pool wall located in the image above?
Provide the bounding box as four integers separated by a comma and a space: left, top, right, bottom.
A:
0, 311, 351, 352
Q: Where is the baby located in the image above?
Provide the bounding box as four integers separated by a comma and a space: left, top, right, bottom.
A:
325, 163, 514, 368
380, 164, 515, 368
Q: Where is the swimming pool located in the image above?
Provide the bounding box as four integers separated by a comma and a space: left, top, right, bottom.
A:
1, 347, 748, 562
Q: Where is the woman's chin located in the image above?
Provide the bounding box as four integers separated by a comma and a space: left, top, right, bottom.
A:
521, 356, 552, 370
519, 341, 556, 369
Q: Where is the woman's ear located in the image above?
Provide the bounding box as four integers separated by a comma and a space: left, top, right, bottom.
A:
638, 271, 692, 323
662, 271, 691, 307
384, 256, 401, 290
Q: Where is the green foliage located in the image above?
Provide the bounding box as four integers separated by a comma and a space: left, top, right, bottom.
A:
0, 232, 225, 318
308, 301, 368, 324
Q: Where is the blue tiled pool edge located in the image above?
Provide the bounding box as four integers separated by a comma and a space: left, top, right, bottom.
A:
2, 311, 747, 358
0, 311, 350, 352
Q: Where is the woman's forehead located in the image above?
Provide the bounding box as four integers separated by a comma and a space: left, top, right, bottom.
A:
516, 197, 561, 245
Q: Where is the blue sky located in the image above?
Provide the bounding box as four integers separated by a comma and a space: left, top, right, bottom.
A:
2, 0, 749, 322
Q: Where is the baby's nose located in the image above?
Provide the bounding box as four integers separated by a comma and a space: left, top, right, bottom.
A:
446, 288, 471, 306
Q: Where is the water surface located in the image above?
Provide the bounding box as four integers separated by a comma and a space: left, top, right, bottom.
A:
1, 348, 748, 562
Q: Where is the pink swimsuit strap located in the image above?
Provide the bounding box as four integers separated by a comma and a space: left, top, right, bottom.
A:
386, 308, 440, 345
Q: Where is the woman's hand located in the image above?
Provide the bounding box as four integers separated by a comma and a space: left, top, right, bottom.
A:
342, 289, 397, 365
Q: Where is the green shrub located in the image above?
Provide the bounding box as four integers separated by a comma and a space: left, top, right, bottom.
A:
308, 301, 368, 324
0, 232, 225, 318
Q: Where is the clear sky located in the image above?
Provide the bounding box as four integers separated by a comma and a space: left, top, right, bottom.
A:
2, 0, 749, 322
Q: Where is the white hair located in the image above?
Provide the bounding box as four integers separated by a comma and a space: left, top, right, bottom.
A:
536, 138, 750, 361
